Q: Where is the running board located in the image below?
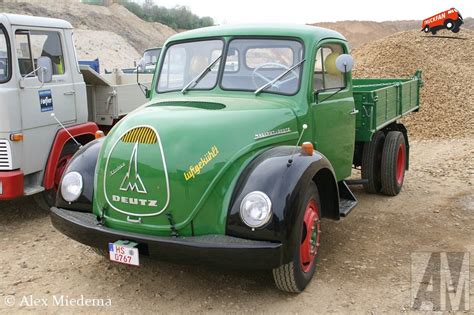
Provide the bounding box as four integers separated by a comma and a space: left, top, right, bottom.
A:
338, 181, 358, 217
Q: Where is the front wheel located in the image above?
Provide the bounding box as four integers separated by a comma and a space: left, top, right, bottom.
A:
423, 26, 430, 33
452, 27, 460, 33
445, 19, 455, 30
272, 182, 321, 292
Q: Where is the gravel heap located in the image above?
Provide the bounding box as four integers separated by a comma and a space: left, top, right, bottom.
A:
352, 29, 474, 139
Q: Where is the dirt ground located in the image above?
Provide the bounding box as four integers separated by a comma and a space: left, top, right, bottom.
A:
0, 137, 472, 313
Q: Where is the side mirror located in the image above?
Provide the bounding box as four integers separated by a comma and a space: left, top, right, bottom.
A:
335, 54, 354, 73
37, 56, 53, 83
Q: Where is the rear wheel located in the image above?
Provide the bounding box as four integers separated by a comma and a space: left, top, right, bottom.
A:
272, 182, 321, 292
362, 131, 385, 193
381, 131, 406, 196
34, 142, 78, 211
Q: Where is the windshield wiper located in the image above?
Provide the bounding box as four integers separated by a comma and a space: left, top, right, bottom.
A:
181, 55, 222, 94
254, 59, 305, 95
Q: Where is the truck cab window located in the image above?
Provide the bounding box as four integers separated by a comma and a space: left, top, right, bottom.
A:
0, 26, 10, 83
15, 30, 65, 77
314, 44, 345, 91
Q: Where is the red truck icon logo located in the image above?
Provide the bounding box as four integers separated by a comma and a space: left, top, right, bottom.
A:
422, 8, 463, 35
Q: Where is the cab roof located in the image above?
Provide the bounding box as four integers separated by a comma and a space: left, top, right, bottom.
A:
0, 13, 73, 29
168, 24, 347, 44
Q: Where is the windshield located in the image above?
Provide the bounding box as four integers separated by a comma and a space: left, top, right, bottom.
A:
143, 48, 161, 65
157, 40, 223, 93
222, 39, 304, 95
0, 26, 11, 83
156, 38, 304, 95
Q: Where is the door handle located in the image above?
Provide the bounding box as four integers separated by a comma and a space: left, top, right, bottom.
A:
348, 109, 359, 115
64, 91, 75, 96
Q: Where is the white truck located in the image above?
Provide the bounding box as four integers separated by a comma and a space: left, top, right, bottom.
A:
0, 13, 153, 206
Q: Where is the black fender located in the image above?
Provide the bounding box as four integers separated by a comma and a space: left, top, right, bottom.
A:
55, 138, 105, 212
226, 146, 339, 264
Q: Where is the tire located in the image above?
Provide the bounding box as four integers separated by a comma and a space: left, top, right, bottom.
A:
423, 26, 430, 33
381, 131, 406, 196
361, 131, 385, 193
431, 29, 437, 35
35, 142, 79, 210
452, 27, 460, 33
444, 20, 455, 30
272, 182, 321, 293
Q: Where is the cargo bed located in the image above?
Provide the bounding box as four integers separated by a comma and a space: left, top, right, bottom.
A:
353, 70, 423, 142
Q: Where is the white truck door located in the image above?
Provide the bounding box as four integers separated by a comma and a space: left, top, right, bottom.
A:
13, 28, 77, 175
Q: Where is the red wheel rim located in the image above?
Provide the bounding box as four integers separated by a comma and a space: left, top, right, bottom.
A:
54, 154, 73, 191
300, 199, 321, 273
396, 143, 406, 185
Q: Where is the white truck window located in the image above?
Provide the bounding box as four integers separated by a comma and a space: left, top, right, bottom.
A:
0, 26, 10, 83
314, 44, 345, 91
15, 30, 65, 77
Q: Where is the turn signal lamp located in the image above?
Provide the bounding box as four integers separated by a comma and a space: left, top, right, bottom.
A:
10, 133, 24, 142
95, 130, 105, 139
301, 142, 314, 156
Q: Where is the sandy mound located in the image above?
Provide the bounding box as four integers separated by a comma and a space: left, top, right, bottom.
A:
73, 30, 140, 71
1, 1, 176, 70
353, 29, 474, 139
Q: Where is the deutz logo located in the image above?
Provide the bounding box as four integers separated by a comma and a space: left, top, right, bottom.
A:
103, 125, 170, 217
119, 142, 147, 194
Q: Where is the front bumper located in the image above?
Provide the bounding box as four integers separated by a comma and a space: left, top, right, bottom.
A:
50, 207, 283, 269
0, 170, 24, 200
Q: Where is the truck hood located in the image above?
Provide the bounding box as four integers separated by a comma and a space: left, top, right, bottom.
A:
94, 98, 299, 234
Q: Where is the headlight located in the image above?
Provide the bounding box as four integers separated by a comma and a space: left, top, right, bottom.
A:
239, 191, 272, 228
61, 171, 83, 203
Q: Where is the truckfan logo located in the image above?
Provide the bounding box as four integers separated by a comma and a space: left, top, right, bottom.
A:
422, 8, 463, 35
103, 125, 170, 217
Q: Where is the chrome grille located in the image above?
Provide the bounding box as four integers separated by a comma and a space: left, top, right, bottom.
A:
0, 140, 13, 170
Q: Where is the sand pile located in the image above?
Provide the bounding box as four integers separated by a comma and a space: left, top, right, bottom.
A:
353, 29, 474, 139
1, 1, 176, 70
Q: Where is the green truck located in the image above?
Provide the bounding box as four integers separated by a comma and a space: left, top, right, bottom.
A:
51, 25, 422, 292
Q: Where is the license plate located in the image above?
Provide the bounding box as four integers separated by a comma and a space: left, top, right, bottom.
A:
108, 241, 139, 266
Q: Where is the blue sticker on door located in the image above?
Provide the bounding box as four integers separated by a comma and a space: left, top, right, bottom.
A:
39, 89, 53, 112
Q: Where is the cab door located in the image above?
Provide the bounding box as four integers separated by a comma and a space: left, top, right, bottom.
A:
310, 41, 356, 181
14, 28, 77, 174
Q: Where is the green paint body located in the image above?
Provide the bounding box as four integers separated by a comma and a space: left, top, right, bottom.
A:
92, 25, 421, 237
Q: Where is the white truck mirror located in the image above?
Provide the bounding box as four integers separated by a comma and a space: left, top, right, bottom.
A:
335, 54, 354, 73
37, 56, 53, 83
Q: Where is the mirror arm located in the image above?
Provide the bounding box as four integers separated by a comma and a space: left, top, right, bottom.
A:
19, 67, 46, 90
136, 65, 149, 97
314, 90, 319, 104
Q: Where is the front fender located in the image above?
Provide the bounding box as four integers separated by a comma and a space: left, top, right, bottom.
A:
226, 146, 338, 262
55, 138, 105, 212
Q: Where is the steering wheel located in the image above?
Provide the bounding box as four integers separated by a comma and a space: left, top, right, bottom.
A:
252, 62, 298, 90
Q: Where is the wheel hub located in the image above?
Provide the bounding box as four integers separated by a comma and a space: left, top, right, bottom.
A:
300, 199, 321, 273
